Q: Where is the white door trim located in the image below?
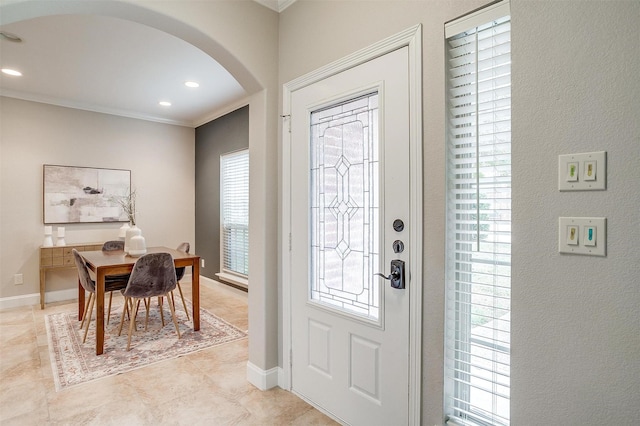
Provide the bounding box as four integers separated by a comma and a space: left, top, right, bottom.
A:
281, 24, 423, 425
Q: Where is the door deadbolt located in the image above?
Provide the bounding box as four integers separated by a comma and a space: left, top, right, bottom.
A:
393, 240, 404, 253
393, 219, 405, 232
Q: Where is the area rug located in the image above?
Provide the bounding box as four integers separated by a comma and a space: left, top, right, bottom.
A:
45, 299, 247, 391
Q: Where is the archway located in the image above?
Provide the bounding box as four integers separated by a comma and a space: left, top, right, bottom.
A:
1, 0, 278, 389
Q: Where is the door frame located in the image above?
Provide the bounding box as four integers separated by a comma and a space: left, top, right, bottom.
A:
281, 25, 423, 424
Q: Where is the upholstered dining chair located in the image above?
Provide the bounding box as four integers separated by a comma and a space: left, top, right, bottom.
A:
174, 242, 190, 320
101, 240, 130, 324
147, 242, 190, 326
72, 249, 128, 344
102, 240, 124, 251
117, 252, 181, 351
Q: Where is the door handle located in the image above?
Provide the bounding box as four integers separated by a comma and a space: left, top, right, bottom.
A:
374, 259, 405, 289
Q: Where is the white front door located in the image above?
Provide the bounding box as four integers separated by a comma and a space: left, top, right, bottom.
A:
287, 45, 416, 425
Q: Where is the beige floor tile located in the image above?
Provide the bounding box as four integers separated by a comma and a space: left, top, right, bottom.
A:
291, 406, 342, 425
0, 323, 37, 346
153, 388, 253, 426
0, 307, 32, 326
0, 279, 336, 425
239, 387, 320, 424
0, 377, 48, 424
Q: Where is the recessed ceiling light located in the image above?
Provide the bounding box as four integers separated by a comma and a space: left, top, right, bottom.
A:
1, 68, 22, 77
0, 31, 22, 43
185, 81, 199, 88
159, 101, 172, 107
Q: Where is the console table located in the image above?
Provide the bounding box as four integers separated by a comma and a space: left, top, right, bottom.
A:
39, 242, 103, 309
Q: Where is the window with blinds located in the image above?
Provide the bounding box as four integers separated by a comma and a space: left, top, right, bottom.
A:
444, 1, 511, 425
220, 149, 249, 279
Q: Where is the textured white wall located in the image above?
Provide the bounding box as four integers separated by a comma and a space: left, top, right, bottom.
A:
0, 97, 195, 298
280, 0, 640, 423
511, 1, 640, 423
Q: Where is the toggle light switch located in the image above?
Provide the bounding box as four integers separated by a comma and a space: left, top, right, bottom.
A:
558, 217, 606, 256
583, 161, 596, 181
584, 226, 596, 246
567, 162, 579, 182
567, 225, 579, 245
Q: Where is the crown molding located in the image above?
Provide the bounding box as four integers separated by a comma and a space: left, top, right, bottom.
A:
254, 0, 297, 13
1, 90, 193, 127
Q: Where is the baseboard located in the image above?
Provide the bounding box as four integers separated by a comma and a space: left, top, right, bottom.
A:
0, 288, 77, 311
215, 272, 248, 289
246, 361, 279, 390
277, 366, 288, 389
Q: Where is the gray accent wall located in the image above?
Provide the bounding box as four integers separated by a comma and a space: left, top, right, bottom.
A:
195, 106, 249, 282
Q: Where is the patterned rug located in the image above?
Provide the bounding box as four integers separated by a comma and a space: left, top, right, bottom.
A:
45, 298, 247, 391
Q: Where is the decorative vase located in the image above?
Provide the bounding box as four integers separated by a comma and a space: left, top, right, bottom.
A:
128, 234, 147, 257
124, 225, 141, 254
118, 223, 130, 241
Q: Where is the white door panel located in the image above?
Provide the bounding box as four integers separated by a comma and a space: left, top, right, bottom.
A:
289, 46, 411, 425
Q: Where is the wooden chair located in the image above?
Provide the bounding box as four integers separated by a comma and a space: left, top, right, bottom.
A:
174, 242, 191, 320
71, 249, 128, 343
101, 240, 130, 324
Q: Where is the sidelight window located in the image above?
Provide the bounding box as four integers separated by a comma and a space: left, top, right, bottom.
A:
444, 1, 512, 425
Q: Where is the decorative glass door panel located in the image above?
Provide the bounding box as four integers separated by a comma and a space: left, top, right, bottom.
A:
309, 92, 380, 320
289, 44, 414, 425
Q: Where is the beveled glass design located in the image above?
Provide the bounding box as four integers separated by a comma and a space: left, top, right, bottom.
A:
310, 93, 380, 320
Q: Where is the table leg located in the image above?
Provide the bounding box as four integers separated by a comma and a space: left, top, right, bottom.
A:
78, 279, 85, 321
96, 269, 105, 355
192, 258, 200, 331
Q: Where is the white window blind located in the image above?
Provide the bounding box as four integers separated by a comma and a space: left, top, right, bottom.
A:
444, 2, 511, 425
220, 149, 249, 278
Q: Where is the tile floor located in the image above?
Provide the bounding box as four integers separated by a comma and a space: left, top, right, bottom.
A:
0, 280, 339, 425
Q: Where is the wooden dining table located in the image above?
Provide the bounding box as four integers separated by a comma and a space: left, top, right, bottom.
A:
78, 246, 201, 355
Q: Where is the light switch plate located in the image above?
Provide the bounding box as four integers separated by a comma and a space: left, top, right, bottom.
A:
558, 151, 606, 191
558, 217, 606, 256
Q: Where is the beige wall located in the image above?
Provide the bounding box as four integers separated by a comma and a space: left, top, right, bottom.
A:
0, 97, 195, 299
280, 0, 640, 424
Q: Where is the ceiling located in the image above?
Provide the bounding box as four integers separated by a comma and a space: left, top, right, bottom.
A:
0, 11, 261, 128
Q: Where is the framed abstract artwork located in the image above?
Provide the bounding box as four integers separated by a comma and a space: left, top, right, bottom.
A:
43, 164, 131, 224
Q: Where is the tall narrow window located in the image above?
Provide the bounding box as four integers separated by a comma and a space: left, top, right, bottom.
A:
219, 149, 249, 286
445, 1, 511, 425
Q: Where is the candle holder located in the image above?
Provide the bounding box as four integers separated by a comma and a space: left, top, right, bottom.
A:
43, 226, 53, 247
56, 227, 66, 246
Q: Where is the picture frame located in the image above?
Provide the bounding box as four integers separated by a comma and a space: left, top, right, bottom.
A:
43, 164, 131, 224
